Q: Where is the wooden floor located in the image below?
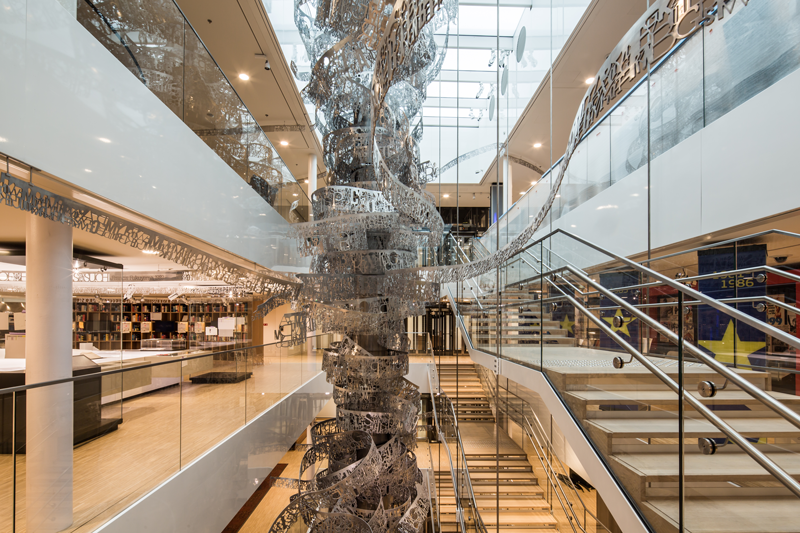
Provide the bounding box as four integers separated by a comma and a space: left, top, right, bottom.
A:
0, 352, 323, 533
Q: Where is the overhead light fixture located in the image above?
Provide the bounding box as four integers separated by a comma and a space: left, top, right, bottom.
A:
533, 143, 542, 148
84, 169, 92, 173
519, 191, 525, 195
292, 193, 298, 196
443, 194, 449, 198
238, 73, 250, 81
0, 250, 9, 255
142, 249, 160, 255
280, 140, 289, 146
98, 137, 111, 143
585, 77, 595, 84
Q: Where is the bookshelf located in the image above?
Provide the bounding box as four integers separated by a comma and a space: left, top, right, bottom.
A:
72, 299, 251, 350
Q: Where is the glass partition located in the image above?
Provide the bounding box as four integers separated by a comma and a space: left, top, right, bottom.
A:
0, 334, 330, 532
75, 0, 309, 223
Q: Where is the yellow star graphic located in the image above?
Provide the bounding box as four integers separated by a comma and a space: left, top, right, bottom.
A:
699, 320, 765, 366
560, 315, 575, 335
602, 309, 637, 337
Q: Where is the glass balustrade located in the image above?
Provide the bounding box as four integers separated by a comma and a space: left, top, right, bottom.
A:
482, 0, 800, 248
0, 334, 332, 532
74, 0, 310, 223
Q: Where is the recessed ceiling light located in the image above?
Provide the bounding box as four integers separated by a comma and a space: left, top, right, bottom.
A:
519, 191, 525, 195
280, 140, 289, 146
142, 249, 160, 255
292, 193, 298, 196
585, 77, 595, 84
238, 73, 250, 80
98, 137, 111, 143
84, 169, 92, 173
304, 179, 309, 184
443, 194, 450, 198
533, 142, 542, 148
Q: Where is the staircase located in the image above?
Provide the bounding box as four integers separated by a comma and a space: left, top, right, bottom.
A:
460, 288, 576, 347
555, 359, 800, 533
435, 363, 559, 531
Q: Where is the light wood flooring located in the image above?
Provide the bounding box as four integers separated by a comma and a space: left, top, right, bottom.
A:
0, 352, 323, 533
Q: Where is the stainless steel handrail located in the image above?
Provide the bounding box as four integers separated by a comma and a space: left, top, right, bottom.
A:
442, 393, 488, 532
426, 349, 487, 533
539, 245, 800, 432
548, 281, 800, 499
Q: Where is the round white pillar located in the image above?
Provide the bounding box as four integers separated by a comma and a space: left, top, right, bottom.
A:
503, 155, 513, 215
307, 153, 319, 361
307, 153, 318, 221
26, 214, 73, 532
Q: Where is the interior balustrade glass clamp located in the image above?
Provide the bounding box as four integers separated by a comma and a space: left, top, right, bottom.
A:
612, 353, 634, 369
698, 378, 729, 398
698, 437, 729, 455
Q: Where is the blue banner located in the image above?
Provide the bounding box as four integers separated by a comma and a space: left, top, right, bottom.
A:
599, 271, 640, 350
697, 245, 767, 369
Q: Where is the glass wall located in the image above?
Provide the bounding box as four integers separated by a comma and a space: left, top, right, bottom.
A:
75, 0, 309, 223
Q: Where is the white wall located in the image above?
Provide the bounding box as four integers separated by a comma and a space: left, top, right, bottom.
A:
0, 0, 307, 271
97, 371, 331, 533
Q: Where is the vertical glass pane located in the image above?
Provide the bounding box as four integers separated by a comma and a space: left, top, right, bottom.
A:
649, 34, 704, 160
76, 0, 185, 117
610, 83, 648, 184
704, 0, 800, 125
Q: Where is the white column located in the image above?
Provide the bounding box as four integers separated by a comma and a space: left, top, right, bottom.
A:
503, 155, 513, 214
26, 214, 74, 532
307, 153, 318, 221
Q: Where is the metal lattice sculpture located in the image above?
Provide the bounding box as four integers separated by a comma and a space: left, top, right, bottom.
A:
268, 0, 456, 530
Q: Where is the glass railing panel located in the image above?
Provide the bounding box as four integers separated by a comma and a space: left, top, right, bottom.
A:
649, 30, 704, 161
77, 0, 186, 118
704, 0, 800, 126
179, 351, 245, 465
75, 0, 307, 223
610, 82, 648, 185
0, 391, 21, 531
246, 343, 281, 421
2, 339, 326, 532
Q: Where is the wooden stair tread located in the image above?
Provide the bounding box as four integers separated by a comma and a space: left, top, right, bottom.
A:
567, 390, 800, 405
614, 452, 800, 480
477, 512, 558, 526
644, 497, 800, 533
588, 417, 800, 438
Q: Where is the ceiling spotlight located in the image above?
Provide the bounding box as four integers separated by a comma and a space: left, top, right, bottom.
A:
142, 249, 160, 255
585, 77, 595, 84
304, 179, 309, 184
520, 191, 525, 195
98, 137, 111, 143
280, 140, 289, 146
238, 73, 250, 81
443, 194, 450, 198
293, 193, 299, 196
533, 142, 542, 148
